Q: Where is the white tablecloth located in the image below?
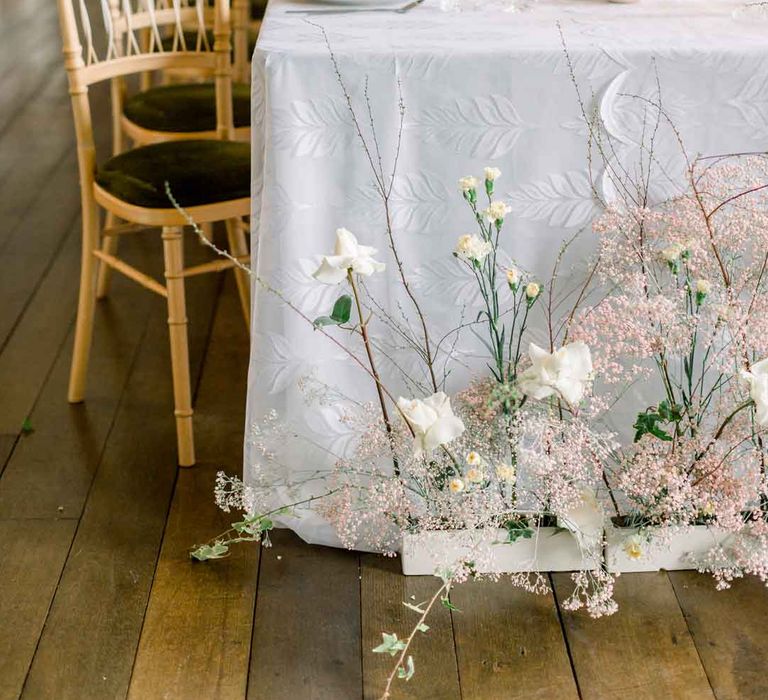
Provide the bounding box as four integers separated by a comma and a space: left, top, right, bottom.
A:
248, 0, 768, 546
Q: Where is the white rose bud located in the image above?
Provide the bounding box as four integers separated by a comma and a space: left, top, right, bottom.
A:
506, 268, 520, 290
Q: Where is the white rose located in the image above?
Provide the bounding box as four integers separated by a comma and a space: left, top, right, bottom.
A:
397, 391, 466, 456
455, 234, 493, 263
449, 478, 465, 493
484, 200, 511, 223
484, 167, 502, 182
741, 357, 768, 426
696, 279, 711, 295
623, 534, 644, 560
466, 451, 482, 465
506, 268, 520, 289
459, 176, 478, 192
313, 228, 385, 285
518, 341, 593, 406
559, 489, 604, 540
661, 243, 684, 263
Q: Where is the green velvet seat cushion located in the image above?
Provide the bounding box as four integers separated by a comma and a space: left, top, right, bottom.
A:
250, 0, 267, 19
123, 82, 250, 133
96, 139, 250, 209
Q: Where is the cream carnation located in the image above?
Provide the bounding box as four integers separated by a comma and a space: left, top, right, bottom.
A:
484, 200, 511, 223
455, 234, 492, 263
525, 282, 541, 300
459, 176, 478, 192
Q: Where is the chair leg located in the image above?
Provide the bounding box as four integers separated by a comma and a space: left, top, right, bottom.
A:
225, 217, 251, 330
95, 211, 119, 299
162, 226, 195, 467
68, 202, 100, 403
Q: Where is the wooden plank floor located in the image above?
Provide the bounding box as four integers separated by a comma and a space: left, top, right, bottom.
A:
2, 0, 768, 697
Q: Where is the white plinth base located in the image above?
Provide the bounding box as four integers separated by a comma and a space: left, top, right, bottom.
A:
401, 527, 600, 576
605, 522, 732, 573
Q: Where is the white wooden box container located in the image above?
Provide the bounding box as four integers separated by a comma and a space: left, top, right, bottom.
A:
605, 520, 733, 573
401, 527, 600, 576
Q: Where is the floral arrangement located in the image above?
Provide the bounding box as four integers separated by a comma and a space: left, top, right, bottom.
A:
176, 149, 768, 693
167, 33, 768, 695
573, 154, 768, 583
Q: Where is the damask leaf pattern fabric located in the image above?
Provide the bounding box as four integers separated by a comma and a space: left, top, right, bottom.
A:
247, 0, 768, 546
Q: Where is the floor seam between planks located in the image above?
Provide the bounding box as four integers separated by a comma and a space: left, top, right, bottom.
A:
0, 194, 79, 357
244, 541, 265, 699
124, 275, 225, 689
667, 572, 719, 698
550, 573, 585, 700
16, 304, 157, 697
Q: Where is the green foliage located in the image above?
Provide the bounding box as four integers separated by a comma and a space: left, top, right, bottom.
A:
232, 514, 273, 536
372, 632, 407, 656
189, 541, 229, 561
440, 595, 459, 612
313, 295, 352, 327
397, 656, 415, 681
502, 517, 534, 543
21, 417, 33, 435
633, 400, 682, 442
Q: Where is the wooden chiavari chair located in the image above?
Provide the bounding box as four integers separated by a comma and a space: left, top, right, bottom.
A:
96, 0, 252, 301
58, 0, 251, 467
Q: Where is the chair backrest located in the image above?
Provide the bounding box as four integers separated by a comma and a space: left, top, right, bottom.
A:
58, 0, 236, 194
